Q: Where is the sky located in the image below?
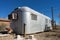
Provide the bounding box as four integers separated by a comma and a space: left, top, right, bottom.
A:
0, 0, 60, 24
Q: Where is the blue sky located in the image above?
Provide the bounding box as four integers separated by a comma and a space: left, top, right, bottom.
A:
0, 0, 60, 24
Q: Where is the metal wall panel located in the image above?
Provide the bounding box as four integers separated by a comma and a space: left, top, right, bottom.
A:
10, 6, 52, 34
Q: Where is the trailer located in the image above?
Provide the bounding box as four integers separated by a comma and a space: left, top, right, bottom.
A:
8, 6, 52, 35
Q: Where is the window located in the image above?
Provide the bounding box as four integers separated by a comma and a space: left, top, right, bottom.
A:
8, 14, 12, 20
45, 19, 48, 23
31, 14, 37, 20
49, 20, 51, 23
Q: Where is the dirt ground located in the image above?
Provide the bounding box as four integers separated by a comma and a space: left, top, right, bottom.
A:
25, 26, 60, 40
35, 27, 60, 40
0, 34, 14, 40
0, 26, 60, 40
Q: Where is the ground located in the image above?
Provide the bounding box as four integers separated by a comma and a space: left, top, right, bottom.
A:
25, 26, 60, 40
0, 26, 60, 40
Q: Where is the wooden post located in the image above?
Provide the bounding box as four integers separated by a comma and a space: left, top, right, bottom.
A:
51, 7, 56, 30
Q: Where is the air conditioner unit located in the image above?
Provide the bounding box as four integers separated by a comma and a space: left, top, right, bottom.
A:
8, 13, 18, 20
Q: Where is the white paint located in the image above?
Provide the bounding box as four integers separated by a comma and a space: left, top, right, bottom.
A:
16, 35, 24, 40
26, 35, 37, 40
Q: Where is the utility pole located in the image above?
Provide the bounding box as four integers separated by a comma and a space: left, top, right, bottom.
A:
51, 7, 56, 30
51, 7, 54, 21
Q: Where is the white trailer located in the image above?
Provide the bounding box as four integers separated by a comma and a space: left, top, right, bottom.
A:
8, 6, 52, 35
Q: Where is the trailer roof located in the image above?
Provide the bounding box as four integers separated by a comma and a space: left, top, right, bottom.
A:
18, 6, 51, 20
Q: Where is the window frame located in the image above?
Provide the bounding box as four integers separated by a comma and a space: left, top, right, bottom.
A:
31, 14, 37, 20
